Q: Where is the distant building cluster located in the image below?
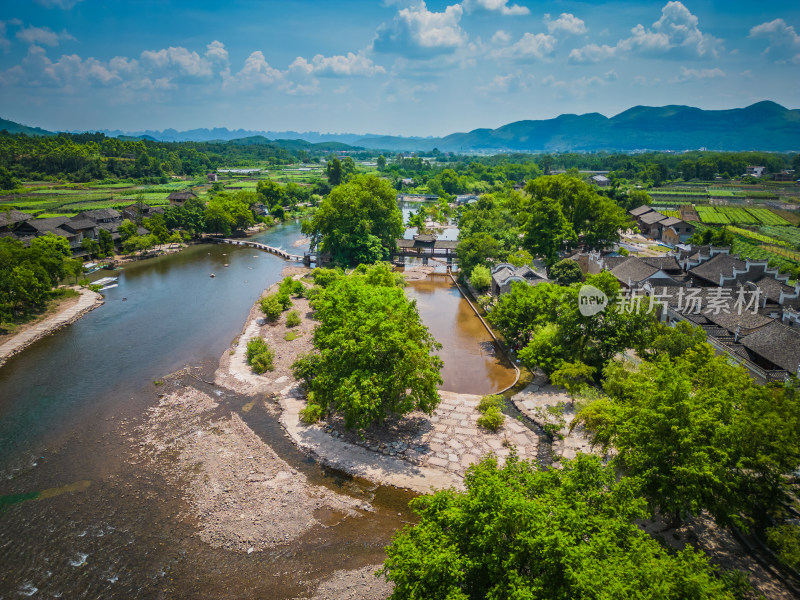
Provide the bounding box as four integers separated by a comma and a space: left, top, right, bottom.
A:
0, 203, 167, 258
630, 204, 695, 245
568, 243, 800, 384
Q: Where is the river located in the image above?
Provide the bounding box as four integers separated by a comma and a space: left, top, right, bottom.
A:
0, 220, 515, 598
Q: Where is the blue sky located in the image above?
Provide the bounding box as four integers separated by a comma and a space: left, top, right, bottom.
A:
1, 0, 798, 136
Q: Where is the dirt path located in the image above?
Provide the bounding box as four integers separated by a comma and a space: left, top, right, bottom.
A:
0, 287, 103, 368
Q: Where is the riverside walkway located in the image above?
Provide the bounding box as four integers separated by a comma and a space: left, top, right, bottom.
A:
0, 287, 103, 368
213, 238, 305, 262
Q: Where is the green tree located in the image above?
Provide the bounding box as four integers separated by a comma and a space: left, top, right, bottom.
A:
548, 258, 583, 285
523, 175, 630, 257
506, 249, 532, 268
469, 264, 491, 292
144, 213, 169, 243
376, 155, 387, 170
204, 203, 233, 236
97, 228, 115, 256
302, 174, 403, 266
502, 272, 655, 374
118, 219, 138, 243
382, 453, 738, 600
487, 281, 561, 347
646, 321, 707, 360
81, 237, 100, 259
7, 265, 49, 315
299, 269, 443, 433
456, 233, 502, 281
257, 179, 287, 211
326, 157, 343, 186
0, 166, 20, 190
578, 346, 800, 527
520, 194, 575, 266
550, 360, 595, 404
30, 233, 72, 284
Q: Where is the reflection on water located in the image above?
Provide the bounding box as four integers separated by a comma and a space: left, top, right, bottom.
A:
405, 276, 517, 395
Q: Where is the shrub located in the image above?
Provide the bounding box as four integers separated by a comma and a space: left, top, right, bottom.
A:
478, 394, 504, 413
470, 265, 492, 292
300, 402, 323, 424
246, 337, 275, 374
277, 292, 293, 311
476, 294, 493, 311
286, 310, 301, 327
284, 330, 300, 341
291, 352, 321, 388
260, 294, 282, 321
279, 276, 306, 298
477, 406, 504, 431
311, 267, 342, 288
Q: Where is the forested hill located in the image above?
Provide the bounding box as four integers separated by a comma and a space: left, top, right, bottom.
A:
0, 117, 54, 137
354, 102, 800, 153
0, 131, 360, 183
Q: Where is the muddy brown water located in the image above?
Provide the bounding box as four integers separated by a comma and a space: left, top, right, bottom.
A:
405, 277, 517, 395
0, 221, 516, 598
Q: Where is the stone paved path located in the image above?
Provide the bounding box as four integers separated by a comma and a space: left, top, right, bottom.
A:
407, 391, 538, 476
0, 287, 103, 367
278, 385, 540, 493
511, 382, 595, 463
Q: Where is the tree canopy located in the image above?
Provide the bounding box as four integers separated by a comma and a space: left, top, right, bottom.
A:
296, 264, 443, 432
578, 340, 800, 528
382, 452, 739, 600
302, 174, 403, 266
522, 175, 630, 263
489, 271, 656, 373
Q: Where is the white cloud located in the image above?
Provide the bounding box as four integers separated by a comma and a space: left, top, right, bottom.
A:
33, 0, 84, 8
749, 18, 800, 63
635, 1, 722, 56
568, 43, 617, 64
569, 1, 721, 64
491, 30, 511, 45
544, 13, 587, 36
224, 50, 284, 91
463, 0, 529, 16
492, 32, 556, 60
16, 26, 75, 47
140, 46, 213, 77
290, 51, 385, 77
2, 45, 124, 88
671, 66, 725, 83
205, 40, 229, 64
478, 71, 535, 94
373, 2, 466, 57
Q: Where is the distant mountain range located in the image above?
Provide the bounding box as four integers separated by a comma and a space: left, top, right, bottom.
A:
3, 101, 799, 153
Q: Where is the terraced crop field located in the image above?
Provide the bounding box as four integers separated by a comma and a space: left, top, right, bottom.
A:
1, 181, 200, 216
695, 205, 790, 226
727, 226, 789, 247
732, 239, 797, 274
760, 226, 800, 248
